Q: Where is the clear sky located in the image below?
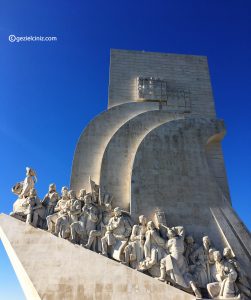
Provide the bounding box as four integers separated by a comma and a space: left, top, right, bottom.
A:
0, 0, 250, 298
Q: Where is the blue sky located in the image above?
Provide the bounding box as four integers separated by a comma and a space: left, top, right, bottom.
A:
0, 0, 250, 298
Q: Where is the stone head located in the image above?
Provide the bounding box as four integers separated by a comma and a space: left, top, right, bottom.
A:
49, 183, 56, 192
68, 190, 76, 199
139, 215, 147, 225
79, 189, 86, 198
202, 236, 211, 249
208, 248, 216, 263
223, 247, 233, 259
61, 186, 68, 194
155, 209, 166, 226
147, 221, 155, 231
185, 235, 194, 245
114, 207, 122, 217
84, 194, 92, 205
61, 187, 69, 200
213, 250, 222, 262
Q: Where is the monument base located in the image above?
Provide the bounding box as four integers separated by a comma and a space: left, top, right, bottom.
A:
0, 214, 195, 300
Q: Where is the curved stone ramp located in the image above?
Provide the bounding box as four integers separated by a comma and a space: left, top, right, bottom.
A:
0, 214, 195, 300
100, 110, 184, 211
70, 102, 159, 193
131, 118, 228, 245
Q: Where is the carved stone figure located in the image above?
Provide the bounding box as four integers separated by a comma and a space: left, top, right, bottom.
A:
101, 207, 132, 261
223, 247, 251, 298
26, 188, 39, 224
9, 168, 251, 298
138, 221, 167, 277
13, 167, 37, 198
207, 251, 239, 299
78, 189, 86, 209
42, 184, 60, 217
158, 227, 202, 298
190, 236, 215, 288
54, 190, 81, 238
184, 235, 198, 267
26, 188, 46, 228
70, 194, 99, 244
124, 215, 147, 268
154, 209, 168, 239
10, 167, 37, 221
67, 190, 82, 221
61, 186, 69, 196
46, 186, 69, 233
84, 193, 113, 251
159, 227, 186, 282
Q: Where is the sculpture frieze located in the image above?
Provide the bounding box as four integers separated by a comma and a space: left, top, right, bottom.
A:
10, 167, 251, 299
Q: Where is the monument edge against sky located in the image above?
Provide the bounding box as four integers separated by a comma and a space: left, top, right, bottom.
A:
71, 48, 230, 211
0, 49, 250, 300
70, 47, 250, 272
71, 48, 222, 192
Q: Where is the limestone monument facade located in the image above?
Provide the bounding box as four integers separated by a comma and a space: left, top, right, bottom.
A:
0, 49, 250, 300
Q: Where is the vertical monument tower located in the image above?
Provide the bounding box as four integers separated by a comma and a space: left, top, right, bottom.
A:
71, 49, 250, 274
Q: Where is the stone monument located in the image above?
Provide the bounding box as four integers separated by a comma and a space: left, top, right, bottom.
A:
0, 49, 250, 300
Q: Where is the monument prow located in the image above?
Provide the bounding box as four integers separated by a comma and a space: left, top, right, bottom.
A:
0, 214, 195, 300
2, 49, 251, 299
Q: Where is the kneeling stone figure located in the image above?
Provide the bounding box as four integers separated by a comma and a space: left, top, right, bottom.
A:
207, 250, 239, 299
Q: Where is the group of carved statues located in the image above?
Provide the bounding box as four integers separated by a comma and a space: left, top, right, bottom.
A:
11, 167, 251, 299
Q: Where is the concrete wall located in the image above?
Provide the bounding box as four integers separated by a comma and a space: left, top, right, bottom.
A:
109, 49, 216, 118
131, 118, 227, 247
100, 111, 184, 210
70, 102, 159, 193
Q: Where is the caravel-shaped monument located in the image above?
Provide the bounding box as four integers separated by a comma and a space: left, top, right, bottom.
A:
71, 49, 250, 268
0, 49, 250, 300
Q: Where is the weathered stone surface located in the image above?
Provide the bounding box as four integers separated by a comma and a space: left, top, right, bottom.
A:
129, 117, 251, 275
70, 102, 160, 193
69, 50, 251, 296
100, 110, 184, 210
131, 118, 226, 226
0, 214, 195, 300
109, 49, 216, 118
71, 50, 230, 223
